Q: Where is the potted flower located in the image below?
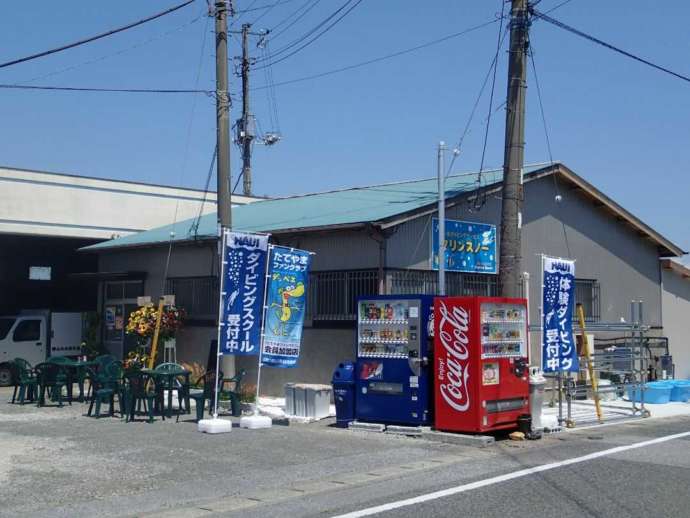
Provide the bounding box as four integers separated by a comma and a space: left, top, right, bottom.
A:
126, 305, 186, 364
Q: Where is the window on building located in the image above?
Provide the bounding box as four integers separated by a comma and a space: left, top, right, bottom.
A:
13, 320, 41, 342
165, 276, 219, 321
105, 281, 144, 301
574, 279, 601, 322
308, 270, 378, 321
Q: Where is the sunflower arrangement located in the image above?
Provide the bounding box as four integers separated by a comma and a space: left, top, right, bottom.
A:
126, 305, 186, 339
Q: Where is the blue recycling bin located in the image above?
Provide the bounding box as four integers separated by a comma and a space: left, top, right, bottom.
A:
332, 361, 356, 428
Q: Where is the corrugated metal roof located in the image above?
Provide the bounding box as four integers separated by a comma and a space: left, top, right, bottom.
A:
82, 164, 546, 251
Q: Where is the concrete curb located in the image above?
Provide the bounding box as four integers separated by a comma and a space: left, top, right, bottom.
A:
421, 429, 495, 448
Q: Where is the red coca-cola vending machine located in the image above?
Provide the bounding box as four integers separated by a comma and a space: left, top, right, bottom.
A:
434, 296, 529, 433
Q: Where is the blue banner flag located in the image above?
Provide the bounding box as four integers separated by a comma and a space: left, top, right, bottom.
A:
542, 256, 579, 372
219, 231, 269, 355
431, 218, 497, 274
261, 246, 312, 368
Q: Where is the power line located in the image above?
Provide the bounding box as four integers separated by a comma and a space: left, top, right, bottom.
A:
0, 0, 196, 70
0, 84, 215, 95
235, 0, 298, 14
16, 13, 205, 86
531, 9, 690, 85
473, 0, 508, 211
251, 17, 500, 88
253, 0, 361, 68
268, 0, 323, 38
529, 40, 572, 257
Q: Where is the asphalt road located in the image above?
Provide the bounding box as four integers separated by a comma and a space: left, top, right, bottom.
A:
1, 386, 689, 518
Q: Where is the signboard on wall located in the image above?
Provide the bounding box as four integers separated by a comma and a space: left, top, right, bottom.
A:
431, 218, 497, 274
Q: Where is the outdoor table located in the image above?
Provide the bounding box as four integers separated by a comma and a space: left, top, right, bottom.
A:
141, 368, 191, 419
48, 358, 99, 402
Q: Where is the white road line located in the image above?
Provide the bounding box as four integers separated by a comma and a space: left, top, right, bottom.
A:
332, 430, 690, 518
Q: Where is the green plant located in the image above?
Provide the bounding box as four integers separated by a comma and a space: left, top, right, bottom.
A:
239, 383, 256, 404
82, 312, 107, 359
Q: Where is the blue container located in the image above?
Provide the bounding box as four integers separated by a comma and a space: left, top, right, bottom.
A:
332, 361, 356, 428
627, 381, 672, 404
670, 380, 690, 402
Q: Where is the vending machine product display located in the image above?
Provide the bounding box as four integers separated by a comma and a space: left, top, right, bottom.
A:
434, 296, 529, 433
356, 295, 434, 426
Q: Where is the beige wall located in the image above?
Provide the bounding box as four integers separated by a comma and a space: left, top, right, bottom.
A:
662, 268, 690, 379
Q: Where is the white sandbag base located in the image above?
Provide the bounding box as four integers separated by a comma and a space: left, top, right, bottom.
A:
239, 414, 272, 429
197, 418, 233, 434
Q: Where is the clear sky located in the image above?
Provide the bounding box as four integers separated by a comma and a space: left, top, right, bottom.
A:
1, 1, 688, 255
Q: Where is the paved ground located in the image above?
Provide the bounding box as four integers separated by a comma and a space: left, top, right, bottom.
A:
1, 387, 689, 518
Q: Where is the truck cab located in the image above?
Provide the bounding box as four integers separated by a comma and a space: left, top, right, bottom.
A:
0, 311, 82, 386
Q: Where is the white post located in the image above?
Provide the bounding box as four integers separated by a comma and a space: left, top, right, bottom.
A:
213, 229, 228, 419
437, 141, 446, 296
254, 244, 273, 415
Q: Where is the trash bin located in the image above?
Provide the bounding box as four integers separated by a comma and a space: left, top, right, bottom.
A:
332, 361, 356, 428
529, 367, 546, 431
305, 384, 332, 419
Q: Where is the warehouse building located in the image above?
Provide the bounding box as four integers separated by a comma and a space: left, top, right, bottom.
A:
0, 166, 257, 316
84, 162, 687, 394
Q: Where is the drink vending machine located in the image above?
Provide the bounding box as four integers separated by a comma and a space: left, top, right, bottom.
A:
434, 296, 529, 433
355, 295, 434, 426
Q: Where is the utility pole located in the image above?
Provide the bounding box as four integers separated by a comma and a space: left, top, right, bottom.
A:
240, 23, 254, 196
215, 0, 232, 230
437, 141, 446, 296
499, 0, 529, 298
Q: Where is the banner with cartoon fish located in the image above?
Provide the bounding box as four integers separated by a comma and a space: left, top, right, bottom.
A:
261, 246, 312, 368
431, 218, 497, 274
219, 231, 268, 356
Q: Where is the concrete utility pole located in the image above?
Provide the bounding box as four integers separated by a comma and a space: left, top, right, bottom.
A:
499, 0, 529, 297
215, 1, 232, 229
240, 23, 254, 196
437, 141, 446, 296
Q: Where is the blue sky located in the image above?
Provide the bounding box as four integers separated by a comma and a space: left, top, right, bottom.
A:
1, 1, 688, 255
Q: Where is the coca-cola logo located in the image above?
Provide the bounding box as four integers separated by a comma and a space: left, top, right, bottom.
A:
438, 301, 470, 412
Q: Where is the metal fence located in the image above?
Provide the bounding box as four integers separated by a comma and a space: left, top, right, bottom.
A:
307, 268, 497, 321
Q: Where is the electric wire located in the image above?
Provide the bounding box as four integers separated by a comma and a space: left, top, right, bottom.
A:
472, 0, 507, 211
253, 0, 361, 68
235, 0, 298, 14
191, 145, 218, 238
162, 13, 212, 290
251, 18, 500, 90
529, 41, 572, 257
531, 9, 690, 85
15, 13, 204, 86
249, 0, 286, 25
444, 20, 509, 181
0, 84, 216, 95
268, 0, 323, 39
0, 0, 196, 70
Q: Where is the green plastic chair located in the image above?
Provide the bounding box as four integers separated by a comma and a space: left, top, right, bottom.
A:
122, 370, 157, 423
219, 369, 247, 417
182, 370, 224, 422
154, 362, 190, 417
34, 362, 69, 407
11, 358, 37, 404
86, 365, 123, 418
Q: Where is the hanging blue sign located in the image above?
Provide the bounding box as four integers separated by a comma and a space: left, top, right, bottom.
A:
219, 231, 268, 355
431, 218, 497, 274
261, 246, 312, 368
542, 256, 579, 372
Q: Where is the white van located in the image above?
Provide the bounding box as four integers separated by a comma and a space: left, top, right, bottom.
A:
0, 311, 83, 385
